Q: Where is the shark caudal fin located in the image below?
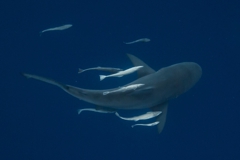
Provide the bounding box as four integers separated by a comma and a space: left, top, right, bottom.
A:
127, 54, 156, 78
151, 102, 168, 133
99, 75, 106, 81
22, 73, 88, 101
22, 73, 65, 89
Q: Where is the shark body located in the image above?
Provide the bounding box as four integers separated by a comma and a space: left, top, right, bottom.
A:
22, 54, 202, 133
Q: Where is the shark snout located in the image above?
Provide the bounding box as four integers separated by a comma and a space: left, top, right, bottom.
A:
189, 62, 202, 82
181, 62, 202, 89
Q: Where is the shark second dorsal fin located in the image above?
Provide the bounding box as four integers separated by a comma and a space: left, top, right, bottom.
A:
151, 102, 168, 133
127, 54, 155, 78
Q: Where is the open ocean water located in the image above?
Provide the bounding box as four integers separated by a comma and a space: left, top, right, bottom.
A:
1, 0, 240, 160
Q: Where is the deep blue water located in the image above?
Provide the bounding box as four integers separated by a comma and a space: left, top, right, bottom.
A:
1, 0, 240, 159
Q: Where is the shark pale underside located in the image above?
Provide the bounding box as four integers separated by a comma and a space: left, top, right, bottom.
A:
22, 54, 202, 133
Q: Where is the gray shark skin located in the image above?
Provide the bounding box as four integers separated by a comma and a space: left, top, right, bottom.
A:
22, 54, 202, 133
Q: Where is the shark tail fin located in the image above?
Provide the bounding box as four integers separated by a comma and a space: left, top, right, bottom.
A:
22, 73, 86, 101
21, 73, 65, 89
99, 75, 106, 81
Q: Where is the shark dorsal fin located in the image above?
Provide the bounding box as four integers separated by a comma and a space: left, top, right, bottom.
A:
127, 54, 155, 78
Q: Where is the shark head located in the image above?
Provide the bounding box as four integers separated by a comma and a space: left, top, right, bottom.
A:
168, 62, 202, 94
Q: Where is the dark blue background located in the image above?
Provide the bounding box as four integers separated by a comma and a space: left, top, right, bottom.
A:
1, 0, 239, 159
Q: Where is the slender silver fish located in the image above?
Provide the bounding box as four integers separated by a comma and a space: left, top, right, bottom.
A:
78, 108, 115, 114
115, 111, 161, 121
103, 84, 144, 95
131, 121, 160, 128
40, 24, 72, 35
124, 38, 150, 44
78, 66, 122, 74
99, 66, 143, 81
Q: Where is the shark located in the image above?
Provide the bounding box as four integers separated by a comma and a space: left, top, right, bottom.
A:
22, 54, 202, 133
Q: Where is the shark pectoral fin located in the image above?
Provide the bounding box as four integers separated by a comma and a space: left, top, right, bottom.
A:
151, 102, 168, 133
127, 54, 156, 78
95, 106, 116, 113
